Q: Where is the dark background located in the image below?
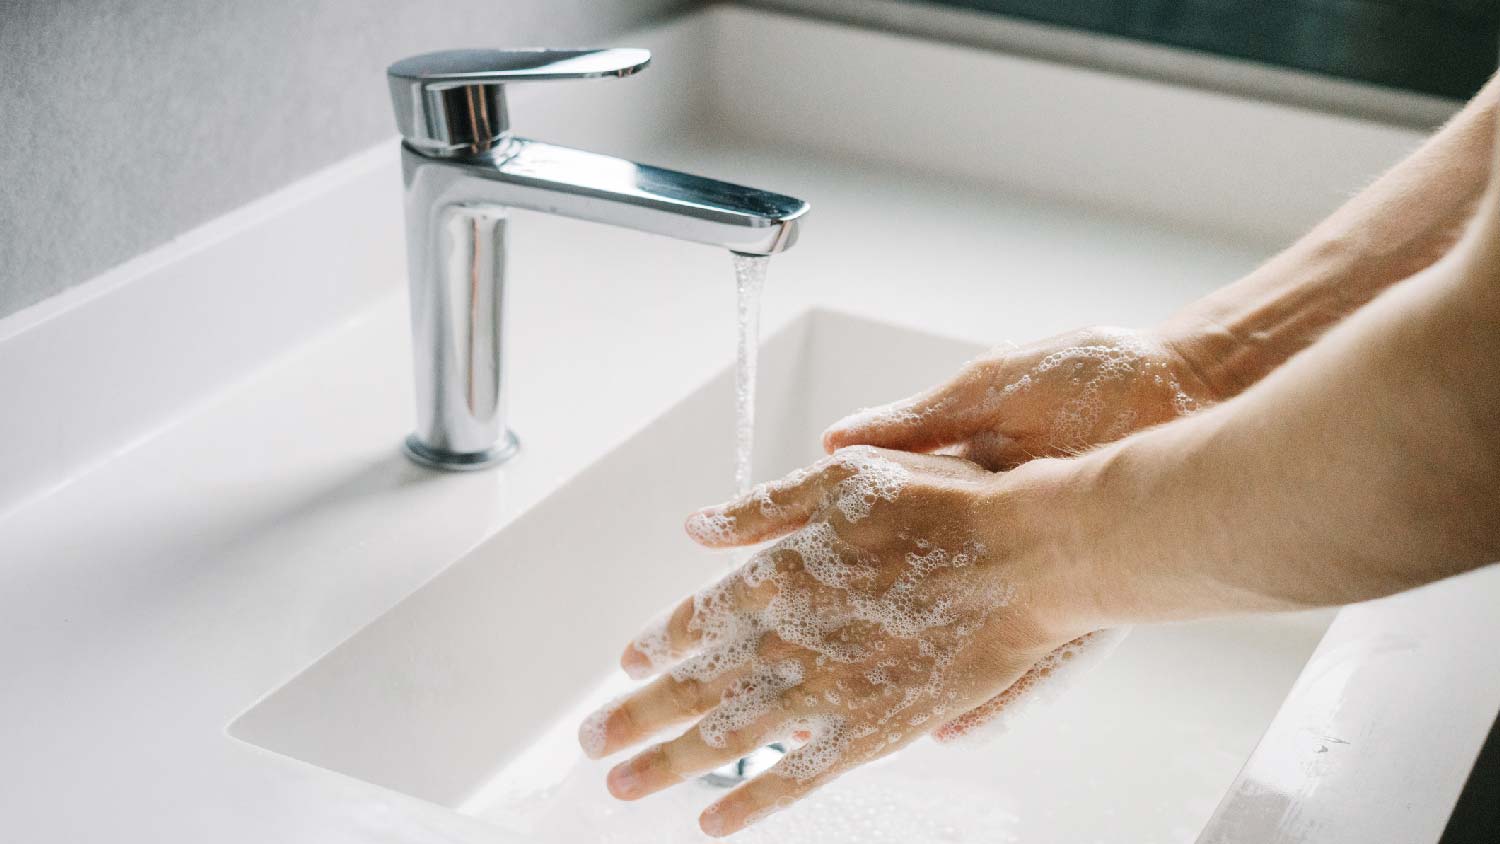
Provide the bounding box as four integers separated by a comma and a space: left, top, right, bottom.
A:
917, 0, 1500, 98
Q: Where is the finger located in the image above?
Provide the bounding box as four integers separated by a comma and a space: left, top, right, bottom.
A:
685, 456, 859, 548
699, 652, 1026, 836
697, 752, 826, 837
579, 668, 729, 760
821, 362, 998, 454
622, 564, 780, 680
619, 596, 696, 680
606, 695, 797, 800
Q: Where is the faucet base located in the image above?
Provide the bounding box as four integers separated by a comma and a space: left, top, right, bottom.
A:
402, 432, 520, 471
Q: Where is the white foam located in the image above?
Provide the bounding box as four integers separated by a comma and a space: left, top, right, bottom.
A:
629, 613, 676, 677
578, 697, 622, 760
685, 508, 738, 545
772, 714, 854, 782
829, 403, 922, 432
828, 447, 910, 522
699, 659, 805, 748
782, 522, 871, 590
979, 330, 1203, 455
668, 508, 1023, 776
753, 484, 782, 518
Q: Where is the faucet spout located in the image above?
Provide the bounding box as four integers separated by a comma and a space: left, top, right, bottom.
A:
405, 138, 808, 255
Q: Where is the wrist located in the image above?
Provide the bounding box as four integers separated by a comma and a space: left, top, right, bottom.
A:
1156, 315, 1246, 403
986, 453, 1139, 641
1157, 226, 1395, 403
995, 428, 1223, 636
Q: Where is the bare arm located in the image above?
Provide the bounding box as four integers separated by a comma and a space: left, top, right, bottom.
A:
1162, 72, 1500, 399
1037, 179, 1500, 631
824, 73, 1500, 468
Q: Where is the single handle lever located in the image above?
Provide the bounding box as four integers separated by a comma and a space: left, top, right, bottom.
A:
387, 48, 651, 156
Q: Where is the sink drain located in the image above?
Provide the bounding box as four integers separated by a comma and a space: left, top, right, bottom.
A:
698, 743, 787, 788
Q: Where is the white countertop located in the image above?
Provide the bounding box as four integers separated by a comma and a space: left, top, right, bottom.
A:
3, 7, 1494, 843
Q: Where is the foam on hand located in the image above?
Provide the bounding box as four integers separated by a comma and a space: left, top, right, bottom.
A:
631, 330, 1201, 807
655, 453, 1026, 786
829, 447, 911, 523
699, 660, 805, 748
983, 330, 1201, 454
685, 508, 739, 546
578, 697, 624, 760
626, 613, 677, 680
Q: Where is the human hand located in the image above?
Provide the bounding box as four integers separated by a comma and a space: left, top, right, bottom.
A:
823, 327, 1215, 469
577, 447, 1091, 837
817, 327, 1212, 753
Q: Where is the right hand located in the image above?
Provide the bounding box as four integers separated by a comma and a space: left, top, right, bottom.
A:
823, 326, 1217, 469
587, 447, 1099, 836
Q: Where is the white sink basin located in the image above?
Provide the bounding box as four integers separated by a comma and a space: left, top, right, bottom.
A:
231, 308, 1331, 842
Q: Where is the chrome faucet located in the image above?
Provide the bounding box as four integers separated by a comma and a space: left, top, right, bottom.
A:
386, 48, 809, 470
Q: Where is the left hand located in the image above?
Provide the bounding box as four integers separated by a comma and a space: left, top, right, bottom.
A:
576, 447, 1091, 837
821, 326, 1213, 469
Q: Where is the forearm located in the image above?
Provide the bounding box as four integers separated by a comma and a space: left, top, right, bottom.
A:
1048, 220, 1500, 629
1160, 73, 1500, 400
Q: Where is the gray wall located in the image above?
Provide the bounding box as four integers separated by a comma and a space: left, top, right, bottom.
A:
0, 0, 696, 320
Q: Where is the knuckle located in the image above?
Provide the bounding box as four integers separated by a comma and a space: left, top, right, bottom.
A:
667, 676, 704, 710
615, 697, 644, 739
645, 742, 677, 776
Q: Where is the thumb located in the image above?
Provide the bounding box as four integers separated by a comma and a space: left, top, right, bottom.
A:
821, 367, 993, 454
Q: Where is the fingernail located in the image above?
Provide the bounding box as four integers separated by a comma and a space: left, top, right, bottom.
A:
577, 705, 614, 760
699, 805, 729, 837
607, 761, 643, 799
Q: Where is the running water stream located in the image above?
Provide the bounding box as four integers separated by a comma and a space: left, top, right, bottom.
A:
732, 253, 769, 497
707, 252, 786, 787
